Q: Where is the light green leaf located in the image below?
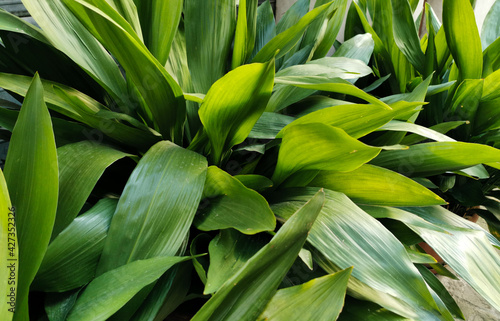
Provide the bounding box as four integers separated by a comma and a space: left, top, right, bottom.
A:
191, 190, 325, 321
332, 33, 375, 65
401, 121, 467, 145
371, 142, 500, 177
66, 256, 193, 321
379, 120, 455, 142
258, 268, 352, 321
135, 0, 182, 65
0, 169, 15, 321
483, 37, 500, 78
481, 0, 500, 50
364, 205, 500, 311
390, 0, 425, 73
105, 0, 142, 37
33, 199, 117, 292
4, 74, 58, 320
52, 141, 129, 239
199, 60, 275, 164
252, 2, 333, 63
0, 9, 49, 44
234, 174, 274, 191
185, 0, 236, 93
205, 229, 265, 294
63, 0, 186, 143
443, 0, 483, 80
96, 141, 207, 275
232, 0, 258, 69
482, 69, 500, 101
194, 166, 276, 234
270, 189, 443, 320
272, 123, 381, 185
309, 164, 446, 206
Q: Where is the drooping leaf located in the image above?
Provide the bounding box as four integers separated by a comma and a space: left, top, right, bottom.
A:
52, 141, 129, 238
4, 74, 58, 320
204, 229, 265, 294
371, 142, 500, 177
66, 256, 193, 321
199, 60, 275, 164
194, 166, 276, 234
272, 123, 381, 185
185, 0, 236, 93
443, 0, 483, 80
63, 0, 186, 143
258, 268, 352, 321
309, 164, 446, 206
0, 169, 15, 321
33, 199, 117, 292
191, 190, 325, 321
0, 9, 49, 44
96, 141, 207, 275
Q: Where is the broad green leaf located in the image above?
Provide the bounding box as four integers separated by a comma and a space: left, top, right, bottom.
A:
232, 0, 258, 69
258, 268, 352, 321
390, 0, 425, 73
191, 190, 325, 321
199, 60, 275, 164
483, 37, 500, 78
185, 0, 236, 93
252, 2, 333, 63
482, 69, 500, 101
63, 0, 186, 143
194, 166, 276, 234
205, 229, 265, 294
481, 0, 500, 50
0, 169, 15, 321
274, 76, 391, 110
272, 123, 381, 185
135, 0, 182, 65
0, 9, 49, 44
309, 164, 445, 206
96, 141, 207, 274
33, 199, 117, 292
248, 112, 295, 139
52, 141, 129, 239
66, 256, 193, 321
332, 33, 375, 65
379, 120, 455, 142
21, 0, 127, 100
270, 189, 443, 320
250, 0, 276, 61
371, 142, 500, 177
364, 206, 500, 311
277, 101, 423, 140
4, 74, 58, 320
443, 0, 483, 80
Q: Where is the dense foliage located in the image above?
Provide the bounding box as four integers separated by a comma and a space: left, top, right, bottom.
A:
0, 0, 499, 320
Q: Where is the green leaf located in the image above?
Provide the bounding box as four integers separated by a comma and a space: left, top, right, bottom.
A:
364, 205, 500, 311
0, 169, 15, 321
272, 123, 381, 185
270, 189, 443, 320
483, 37, 500, 78
63, 0, 186, 143
443, 0, 483, 80
390, 0, 425, 73
234, 174, 274, 191
258, 268, 352, 321
274, 76, 391, 110
205, 229, 265, 294
66, 256, 193, 321
278, 101, 423, 140
45, 289, 81, 321
185, 0, 236, 93
96, 141, 207, 274
0, 9, 49, 44
309, 164, 446, 206
52, 142, 129, 239
371, 142, 500, 177
250, 0, 276, 61
20, 0, 127, 100
332, 33, 375, 64
248, 112, 295, 139
482, 69, 500, 101
481, 0, 500, 50
474, 98, 500, 133
4, 74, 58, 320
379, 120, 455, 142
191, 190, 325, 321
194, 166, 276, 234
105, 0, 142, 37
199, 60, 275, 164
33, 199, 117, 292
401, 121, 467, 145
232, 0, 258, 69
252, 2, 333, 63
135, 0, 182, 65
338, 298, 409, 321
